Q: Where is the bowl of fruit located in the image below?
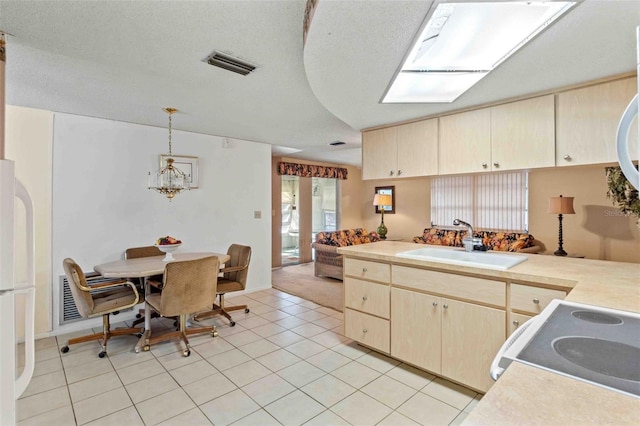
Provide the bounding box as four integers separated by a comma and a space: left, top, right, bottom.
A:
155, 236, 182, 261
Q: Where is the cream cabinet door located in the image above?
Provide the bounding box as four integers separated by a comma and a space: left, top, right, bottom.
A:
362, 127, 397, 180
441, 298, 506, 392
391, 288, 441, 374
439, 109, 491, 175
556, 77, 638, 166
396, 119, 438, 177
491, 95, 555, 171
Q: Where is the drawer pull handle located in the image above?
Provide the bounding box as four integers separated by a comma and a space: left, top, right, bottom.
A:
389, 170, 394, 176
362, 296, 368, 302
362, 329, 368, 334
563, 154, 571, 161
533, 298, 540, 305
493, 162, 500, 168
482, 162, 488, 169
398, 169, 402, 176
513, 320, 520, 327
362, 268, 368, 273
443, 304, 448, 309
432, 302, 438, 307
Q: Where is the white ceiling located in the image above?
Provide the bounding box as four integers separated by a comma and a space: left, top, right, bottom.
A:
1, 1, 639, 168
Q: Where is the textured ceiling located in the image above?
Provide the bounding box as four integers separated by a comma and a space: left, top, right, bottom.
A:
1, 1, 639, 168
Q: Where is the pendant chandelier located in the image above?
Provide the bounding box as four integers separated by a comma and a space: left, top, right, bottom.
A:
148, 107, 190, 200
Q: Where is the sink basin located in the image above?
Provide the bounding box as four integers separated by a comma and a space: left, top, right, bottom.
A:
396, 247, 527, 270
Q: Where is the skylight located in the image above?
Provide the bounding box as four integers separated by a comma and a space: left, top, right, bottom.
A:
382, 1, 577, 103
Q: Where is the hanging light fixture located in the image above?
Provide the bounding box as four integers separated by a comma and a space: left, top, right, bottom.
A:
148, 107, 190, 200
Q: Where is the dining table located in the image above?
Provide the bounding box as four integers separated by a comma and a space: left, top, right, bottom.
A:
94, 251, 230, 353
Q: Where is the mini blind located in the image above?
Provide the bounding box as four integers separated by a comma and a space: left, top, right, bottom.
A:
431, 171, 528, 232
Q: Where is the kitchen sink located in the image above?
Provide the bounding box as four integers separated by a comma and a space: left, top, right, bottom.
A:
396, 247, 527, 270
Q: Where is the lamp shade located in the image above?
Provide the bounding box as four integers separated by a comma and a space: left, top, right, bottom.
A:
548, 195, 575, 215
373, 193, 392, 207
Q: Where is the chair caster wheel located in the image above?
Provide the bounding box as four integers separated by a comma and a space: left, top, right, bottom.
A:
136, 313, 142, 319
61, 346, 69, 354
245, 308, 250, 313
212, 330, 218, 337
183, 349, 191, 357
98, 351, 106, 358
143, 345, 150, 352
230, 321, 236, 327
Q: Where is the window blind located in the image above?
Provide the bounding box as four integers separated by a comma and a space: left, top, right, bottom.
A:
431, 171, 528, 232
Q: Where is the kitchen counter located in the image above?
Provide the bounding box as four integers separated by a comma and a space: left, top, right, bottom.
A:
337, 241, 640, 425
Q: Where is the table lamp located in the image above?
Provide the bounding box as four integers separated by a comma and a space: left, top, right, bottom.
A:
548, 195, 575, 256
373, 193, 392, 240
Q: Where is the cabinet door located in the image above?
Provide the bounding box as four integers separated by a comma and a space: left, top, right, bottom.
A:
391, 288, 441, 373
396, 119, 438, 177
556, 77, 638, 166
362, 127, 397, 180
441, 298, 505, 392
509, 312, 533, 336
491, 95, 555, 171
439, 109, 491, 175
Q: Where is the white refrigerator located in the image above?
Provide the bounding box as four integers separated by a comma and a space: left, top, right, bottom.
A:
0, 159, 36, 425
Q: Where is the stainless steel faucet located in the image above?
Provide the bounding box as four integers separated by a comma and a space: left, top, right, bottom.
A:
453, 219, 482, 252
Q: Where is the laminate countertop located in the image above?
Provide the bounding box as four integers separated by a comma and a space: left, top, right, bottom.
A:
337, 241, 640, 425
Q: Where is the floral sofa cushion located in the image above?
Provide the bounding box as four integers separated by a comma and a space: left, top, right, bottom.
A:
315, 228, 381, 247
412, 227, 536, 252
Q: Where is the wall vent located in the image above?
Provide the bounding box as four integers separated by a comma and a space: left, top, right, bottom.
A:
59, 273, 133, 326
205, 51, 256, 76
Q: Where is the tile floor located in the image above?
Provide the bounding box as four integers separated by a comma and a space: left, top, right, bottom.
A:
17, 288, 482, 426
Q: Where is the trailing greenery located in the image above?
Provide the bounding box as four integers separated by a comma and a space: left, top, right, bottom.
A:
605, 166, 640, 225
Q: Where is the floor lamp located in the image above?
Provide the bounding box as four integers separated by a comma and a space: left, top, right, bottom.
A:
548, 195, 575, 256
373, 193, 392, 240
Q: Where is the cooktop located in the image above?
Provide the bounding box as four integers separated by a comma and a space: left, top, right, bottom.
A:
501, 300, 640, 398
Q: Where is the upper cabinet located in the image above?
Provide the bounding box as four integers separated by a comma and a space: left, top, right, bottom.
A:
556, 77, 638, 166
362, 75, 636, 180
362, 119, 438, 180
439, 96, 555, 175
490, 95, 555, 171
439, 109, 491, 175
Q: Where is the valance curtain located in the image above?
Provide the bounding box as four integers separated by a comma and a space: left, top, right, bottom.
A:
277, 161, 348, 180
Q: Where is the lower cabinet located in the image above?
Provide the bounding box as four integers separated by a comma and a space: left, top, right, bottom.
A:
391, 288, 505, 392
441, 298, 505, 392
345, 308, 390, 353
391, 288, 441, 373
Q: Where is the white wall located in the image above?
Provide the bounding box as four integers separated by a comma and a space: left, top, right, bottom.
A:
51, 113, 272, 330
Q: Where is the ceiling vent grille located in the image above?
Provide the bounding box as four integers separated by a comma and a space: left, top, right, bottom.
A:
205, 51, 256, 76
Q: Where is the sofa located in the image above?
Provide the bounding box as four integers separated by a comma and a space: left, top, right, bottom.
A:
312, 228, 380, 280
412, 227, 542, 253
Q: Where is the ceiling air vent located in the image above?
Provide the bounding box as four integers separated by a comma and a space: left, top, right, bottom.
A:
329, 141, 346, 146
205, 51, 256, 76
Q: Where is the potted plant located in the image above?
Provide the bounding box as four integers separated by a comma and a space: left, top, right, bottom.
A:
605, 166, 640, 226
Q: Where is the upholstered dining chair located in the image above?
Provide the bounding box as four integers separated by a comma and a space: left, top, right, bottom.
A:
125, 245, 163, 327
194, 244, 251, 327
142, 255, 220, 357
61, 258, 141, 358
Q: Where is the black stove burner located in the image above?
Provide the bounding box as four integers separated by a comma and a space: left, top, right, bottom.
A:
571, 310, 623, 325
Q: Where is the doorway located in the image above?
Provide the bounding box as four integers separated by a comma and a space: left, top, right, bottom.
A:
281, 176, 338, 266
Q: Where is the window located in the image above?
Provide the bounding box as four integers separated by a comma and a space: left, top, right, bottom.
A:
431, 171, 528, 232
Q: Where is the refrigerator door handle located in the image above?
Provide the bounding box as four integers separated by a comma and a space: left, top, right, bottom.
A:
14, 178, 35, 398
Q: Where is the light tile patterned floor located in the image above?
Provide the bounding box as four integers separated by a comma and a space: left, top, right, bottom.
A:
17, 288, 481, 425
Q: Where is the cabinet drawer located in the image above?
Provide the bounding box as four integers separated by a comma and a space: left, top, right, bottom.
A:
510, 284, 566, 315
392, 266, 506, 307
345, 258, 390, 283
345, 277, 390, 318
345, 308, 390, 353
509, 312, 534, 336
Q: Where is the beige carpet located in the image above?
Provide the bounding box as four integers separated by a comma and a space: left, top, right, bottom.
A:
272, 262, 343, 312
